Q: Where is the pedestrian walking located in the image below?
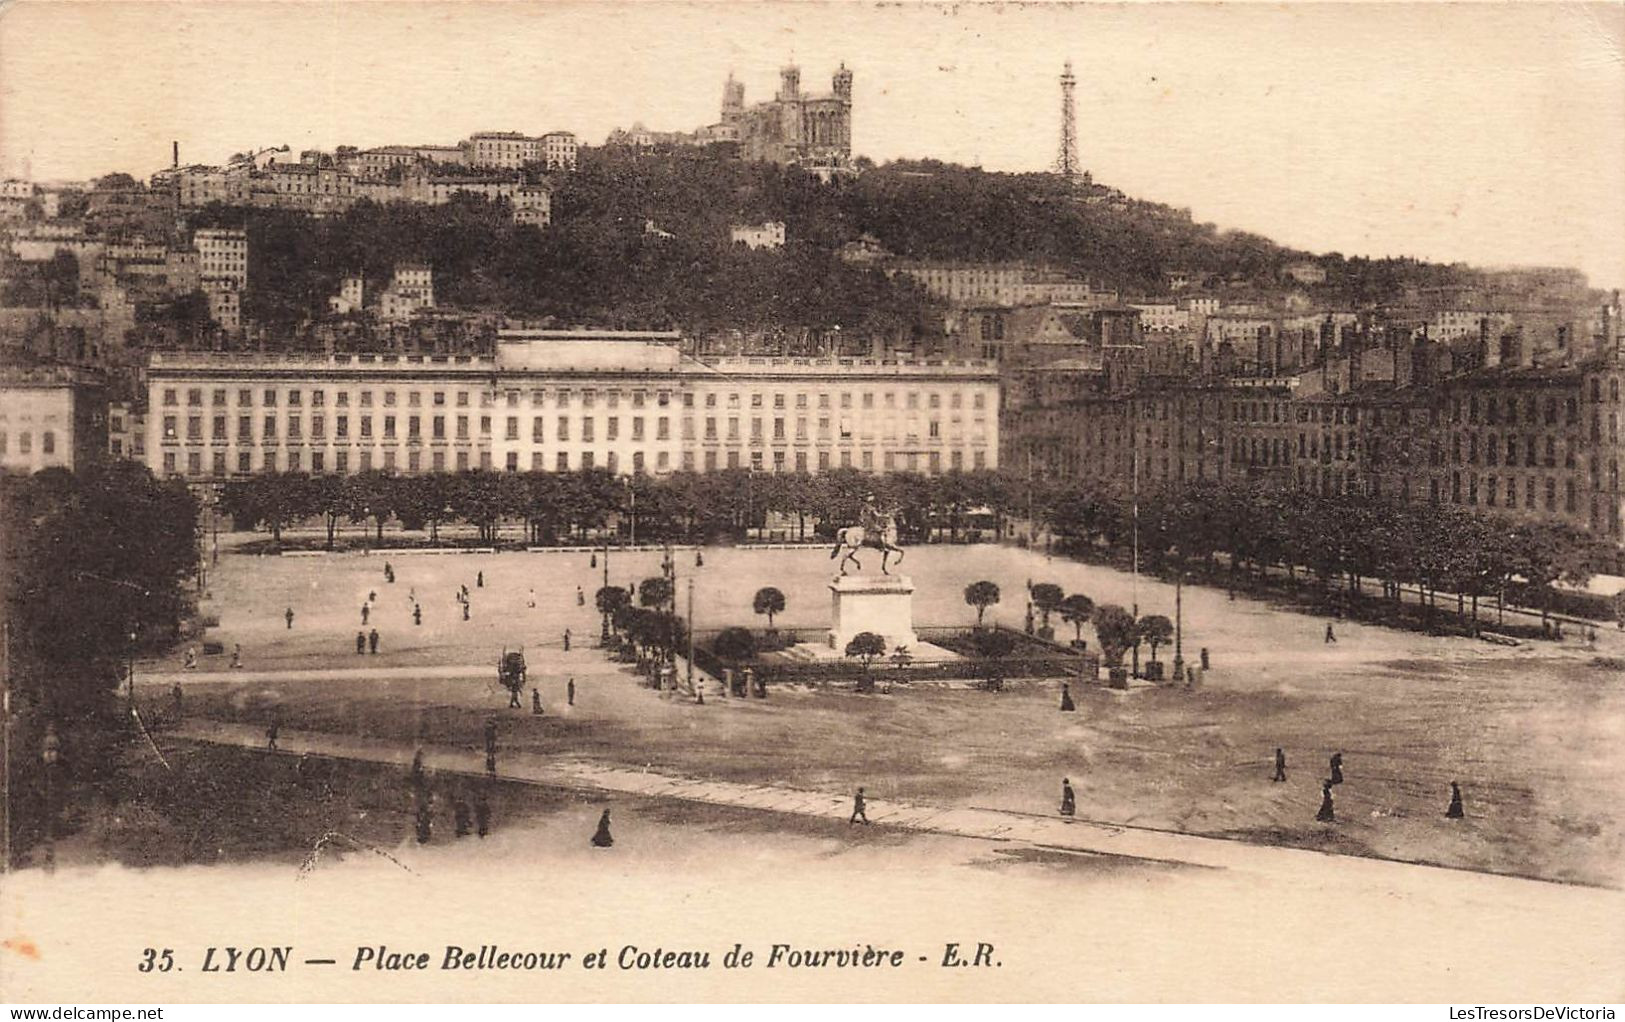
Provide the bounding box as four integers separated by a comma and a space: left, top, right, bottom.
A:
461, 584, 469, 600
266, 720, 280, 752
695, 550, 703, 568
590, 553, 597, 569
462, 602, 470, 622
413, 604, 422, 626
285, 607, 295, 629
563, 628, 571, 652
230, 643, 242, 669
1329, 752, 1344, 786
1446, 781, 1465, 819
567, 677, 575, 706
849, 787, 871, 825
1059, 778, 1076, 817
369, 628, 379, 654
1059, 682, 1075, 712
528, 588, 537, 609
383, 561, 394, 583
1273, 747, 1287, 783
477, 571, 484, 588
171, 683, 184, 719
369, 590, 377, 603
475, 791, 490, 838
453, 798, 472, 838
361, 603, 370, 626
356, 631, 367, 655
1324, 622, 1337, 644
1316, 781, 1335, 822
591, 808, 614, 848
531, 689, 543, 715
575, 586, 584, 606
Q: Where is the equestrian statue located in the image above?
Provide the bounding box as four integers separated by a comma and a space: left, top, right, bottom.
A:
830, 494, 906, 576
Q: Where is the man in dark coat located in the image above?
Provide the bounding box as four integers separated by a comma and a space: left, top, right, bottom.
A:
369, 628, 379, 654
1329, 752, 1344, 786
361, 603, 370, 626
356, 631, 367, 655
531, 689, 543, 715
1273, 748, 1287, 782
413, 604, 422, 626
1060, 778, 1076, 817
285, 607, 295, 629
567, 678, 575, 706
850, 787, 871, 825
1059, 683, 1075, 712
267, 720, 280, 751
563, 628, 571, 652
1446, 781, 1465, 819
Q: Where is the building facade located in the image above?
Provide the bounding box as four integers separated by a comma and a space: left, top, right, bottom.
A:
0, 368, 108, 474
143, 332, 998, 481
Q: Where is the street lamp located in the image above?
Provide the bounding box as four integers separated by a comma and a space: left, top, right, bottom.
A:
1172, 571, 1185, 684
41, 722, 59, 873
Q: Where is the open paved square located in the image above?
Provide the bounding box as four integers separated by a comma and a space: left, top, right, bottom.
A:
149, 536, 1625, 887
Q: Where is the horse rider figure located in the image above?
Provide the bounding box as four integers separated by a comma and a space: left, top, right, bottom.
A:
830, 493, 906, 576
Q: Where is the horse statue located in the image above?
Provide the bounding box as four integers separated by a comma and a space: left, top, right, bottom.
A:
830, 500, 906, 576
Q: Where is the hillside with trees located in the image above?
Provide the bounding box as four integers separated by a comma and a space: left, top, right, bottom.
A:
185, 148, 1490, 343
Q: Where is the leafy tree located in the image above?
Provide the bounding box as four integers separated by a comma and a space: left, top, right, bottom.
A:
1137, 614, 1174, 662
639, 576, 675, 611
963, 580, 1000, 628
1057, 593, 1095, 643
1030, 582, 1065, 630
1092, 604, 1138, 667
752, 586, 786, 630
845, 631, 888, 692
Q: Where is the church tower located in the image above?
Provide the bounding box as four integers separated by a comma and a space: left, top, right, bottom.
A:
778, 63, 801, 101
832, 63, 853, 100
721, 72, 745, 123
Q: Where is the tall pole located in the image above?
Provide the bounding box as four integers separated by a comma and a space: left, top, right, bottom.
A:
685, 576, 695, 695
1173, 572, 1184, 683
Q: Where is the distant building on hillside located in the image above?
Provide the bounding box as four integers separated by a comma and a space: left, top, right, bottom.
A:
730, 221, 786, 250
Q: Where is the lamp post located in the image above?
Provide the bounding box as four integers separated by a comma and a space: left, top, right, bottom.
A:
41, 722, 59, 874
685, 576, 695, 697
1172, 571, 1185, 684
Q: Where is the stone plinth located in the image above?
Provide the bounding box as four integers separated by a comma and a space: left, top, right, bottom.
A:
829, 574, 918, 654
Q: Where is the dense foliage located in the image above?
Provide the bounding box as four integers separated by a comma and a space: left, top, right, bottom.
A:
1, 462, 200, 865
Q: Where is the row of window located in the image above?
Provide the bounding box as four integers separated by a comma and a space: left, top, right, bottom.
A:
159, 385, 992, 414
0, 430, 57, 456
159, 446, 992, 477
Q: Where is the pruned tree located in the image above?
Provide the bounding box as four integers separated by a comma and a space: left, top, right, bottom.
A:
845, 631, 887, 693
1057, 593, 1095, 644
1138, 614, 1174, 662
752, 586, 786, 631
963, 580, 1000, 628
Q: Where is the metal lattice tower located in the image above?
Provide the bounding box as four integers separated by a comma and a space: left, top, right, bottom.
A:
1055, 60, 1080, 180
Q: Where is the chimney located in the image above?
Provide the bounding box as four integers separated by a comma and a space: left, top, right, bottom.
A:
173, 141, 179, 169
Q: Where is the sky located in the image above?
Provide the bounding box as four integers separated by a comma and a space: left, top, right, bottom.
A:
1, 1, 1622, 289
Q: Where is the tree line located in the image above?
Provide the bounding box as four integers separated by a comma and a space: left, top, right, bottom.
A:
1, 462, 200, 866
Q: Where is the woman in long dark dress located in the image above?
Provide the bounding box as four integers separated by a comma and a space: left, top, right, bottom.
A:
591, 809, 614, 847
1316, 781, 1335, 822
1059, 778, 1076, 817
1059, 683, 1076, 712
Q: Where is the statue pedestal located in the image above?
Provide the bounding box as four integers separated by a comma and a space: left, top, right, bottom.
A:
829, 574, 918, 654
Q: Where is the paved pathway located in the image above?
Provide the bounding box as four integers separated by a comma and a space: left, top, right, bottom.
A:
168, 719, 1591, 897
140, 663, 496, 686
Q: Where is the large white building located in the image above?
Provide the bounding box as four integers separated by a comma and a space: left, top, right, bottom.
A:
143, 331, 999, 479
0, 368, 107, 474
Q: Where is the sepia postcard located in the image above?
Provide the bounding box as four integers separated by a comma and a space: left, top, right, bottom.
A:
1, 0, 1623, 1006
